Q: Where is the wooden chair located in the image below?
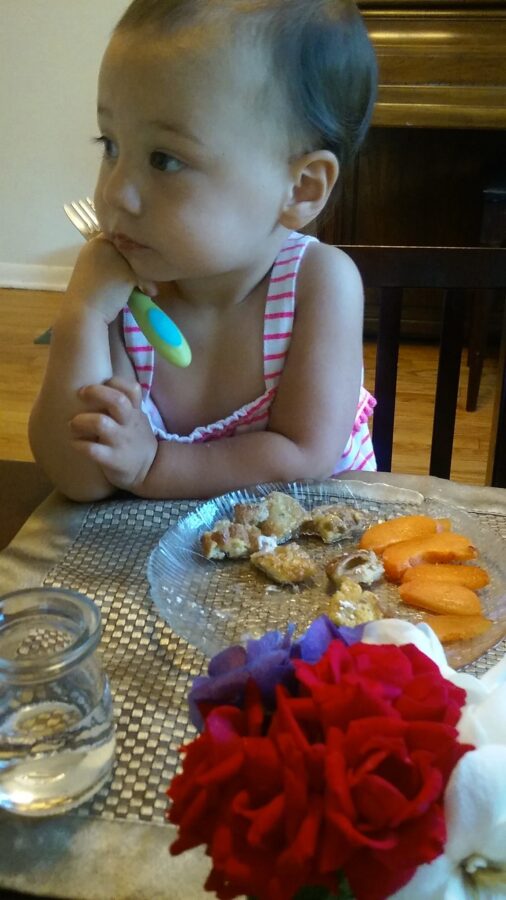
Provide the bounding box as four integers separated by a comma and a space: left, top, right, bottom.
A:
466, 164, 506, 411
341, 245, 506, 487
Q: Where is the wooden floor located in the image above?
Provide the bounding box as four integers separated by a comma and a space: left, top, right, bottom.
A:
0, 287, 498, 485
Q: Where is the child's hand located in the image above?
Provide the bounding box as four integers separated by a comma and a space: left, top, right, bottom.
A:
66, 235, 158, 324
69, 376, 158, 492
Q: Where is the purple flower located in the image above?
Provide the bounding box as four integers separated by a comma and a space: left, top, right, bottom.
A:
293, 615, 364, 662
188, 616, 364, 730
189, 626, 295, 730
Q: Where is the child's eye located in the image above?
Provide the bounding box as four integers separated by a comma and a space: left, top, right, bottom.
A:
93, 135, 118, 160
150, 151, 185, 173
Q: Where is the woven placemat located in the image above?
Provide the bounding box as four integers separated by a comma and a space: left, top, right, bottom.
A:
43, 494, 506, 826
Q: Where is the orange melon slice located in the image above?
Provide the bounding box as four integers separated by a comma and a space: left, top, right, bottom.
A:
382, 532, 477, 583
401, 563, 489, 590
422, 614, 491, 644
359, 515, 451, 556
399, 580, 482, 616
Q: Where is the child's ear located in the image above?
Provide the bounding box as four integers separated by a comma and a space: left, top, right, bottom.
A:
279, 151, 339, 231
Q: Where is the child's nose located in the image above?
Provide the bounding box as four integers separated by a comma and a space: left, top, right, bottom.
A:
102, 164, 142, 216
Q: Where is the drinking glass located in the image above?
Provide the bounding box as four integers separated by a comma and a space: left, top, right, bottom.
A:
0, 587, 115, 816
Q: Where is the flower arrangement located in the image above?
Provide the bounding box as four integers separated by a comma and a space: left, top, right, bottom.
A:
167, 617, 506, 900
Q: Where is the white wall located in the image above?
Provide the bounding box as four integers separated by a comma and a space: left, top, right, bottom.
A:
0, 0, 126, 290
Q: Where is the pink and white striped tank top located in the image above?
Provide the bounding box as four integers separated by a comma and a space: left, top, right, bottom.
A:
123, 231, 377, 474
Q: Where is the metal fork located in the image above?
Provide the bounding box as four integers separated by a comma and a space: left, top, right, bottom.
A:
63, 197, 100, 240
63, 199, 191, 368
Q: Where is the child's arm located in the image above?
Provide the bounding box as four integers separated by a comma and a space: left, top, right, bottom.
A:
69, 244, 365, 499
28, 236, 155, 500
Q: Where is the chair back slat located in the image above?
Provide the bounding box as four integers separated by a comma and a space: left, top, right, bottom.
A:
429, 289, 467, 479
372, 287, 402, 472
340, 245, 506, 486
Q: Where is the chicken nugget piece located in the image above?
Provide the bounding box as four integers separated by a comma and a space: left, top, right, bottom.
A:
327, 577, 382, 627
201, 520, 262, 560
359, 515, 451, 556
233, 499, 269, 527
399, 580, 482, 616
382, 532, 477, 583
301, 504, 367, 543
326, 549, 383, 586
260, 492, 307, 542
250, 542, 316, 585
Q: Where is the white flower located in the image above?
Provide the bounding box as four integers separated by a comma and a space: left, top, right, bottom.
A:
457, 653, 506, 747
390, 745, 506, 900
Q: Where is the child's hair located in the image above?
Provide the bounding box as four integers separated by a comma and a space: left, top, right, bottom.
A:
114, 0, 377, 170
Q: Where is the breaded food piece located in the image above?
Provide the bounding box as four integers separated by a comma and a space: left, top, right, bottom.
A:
401, 563, 489, 590
233, 499, 269, 527
359, 514, 451, 556
250, 542, 316, 585
327, 576, 383, 627
326, 549, 384, 586
382, 532, 477, 583
422, 613, 492, 643
398, 581, 482, 616
259, 492, 307, 542
201, 520, 262, 560
301, 504, 367, 543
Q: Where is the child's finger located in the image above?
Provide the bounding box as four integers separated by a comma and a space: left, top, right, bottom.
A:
78, 384, 133, 425
104, 377, 142, 409
70, 411, 119, 444
71, 435, 117, 468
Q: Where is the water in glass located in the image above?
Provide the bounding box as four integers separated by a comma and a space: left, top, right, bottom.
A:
0, 587, 116, 815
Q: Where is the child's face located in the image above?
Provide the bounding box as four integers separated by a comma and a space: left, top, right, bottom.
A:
94, 29, 293, 287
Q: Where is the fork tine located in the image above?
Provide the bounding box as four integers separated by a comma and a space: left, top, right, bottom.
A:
80, 197, 99, 228
64, 203, 92, 237
71, 201, 95, 232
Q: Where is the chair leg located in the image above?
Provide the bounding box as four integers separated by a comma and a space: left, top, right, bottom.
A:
466, 290, 494, 411
486, 300, 506, 487
430, 289, 466, 479
372, 287, 403, 472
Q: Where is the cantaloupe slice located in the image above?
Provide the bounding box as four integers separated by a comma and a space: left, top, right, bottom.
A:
422, 613, 491, 643
401, 563, 489, 590
359, 515, 451, 555
382, 532, 477, 583
399, 580, 482, 615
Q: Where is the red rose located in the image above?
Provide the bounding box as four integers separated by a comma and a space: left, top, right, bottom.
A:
168, 641, 471, 900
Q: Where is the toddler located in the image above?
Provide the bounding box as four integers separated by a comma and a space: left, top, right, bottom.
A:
29, 0, 378, 501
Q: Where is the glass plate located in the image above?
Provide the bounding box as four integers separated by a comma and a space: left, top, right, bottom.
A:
147, 479, 506, 667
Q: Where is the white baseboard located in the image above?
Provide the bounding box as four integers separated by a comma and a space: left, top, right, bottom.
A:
0, 263, 72, 291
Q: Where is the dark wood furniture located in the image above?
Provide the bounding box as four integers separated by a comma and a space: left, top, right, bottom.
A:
466, 164, 506, 411
0, 461, 52, 552
343, 244, 506, 485
320, 1, 506, 342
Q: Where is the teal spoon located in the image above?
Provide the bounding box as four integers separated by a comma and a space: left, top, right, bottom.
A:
128, 289, 192, 368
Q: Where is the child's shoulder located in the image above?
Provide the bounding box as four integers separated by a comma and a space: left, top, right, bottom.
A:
298, 239, 363, 304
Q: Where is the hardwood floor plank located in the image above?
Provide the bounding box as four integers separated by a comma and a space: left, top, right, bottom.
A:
0, 289, 496, 484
